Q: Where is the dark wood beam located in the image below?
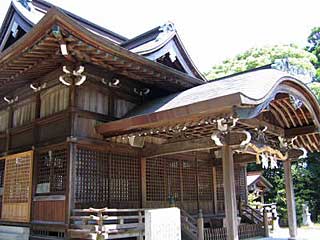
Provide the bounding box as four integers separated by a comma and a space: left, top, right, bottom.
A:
142, 137, 218, 158
239, 118, 284, 136
284, 125, 317, 138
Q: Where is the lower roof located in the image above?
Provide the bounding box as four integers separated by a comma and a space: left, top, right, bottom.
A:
96, 68, 320, 152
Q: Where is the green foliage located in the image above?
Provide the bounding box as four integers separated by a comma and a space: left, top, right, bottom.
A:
261, 158, 320, 225
205, 44, 317, 80
210, 27, 320, 226
307, 27, 320, 80
309, 82, 320, 102
247, 192, 260, 208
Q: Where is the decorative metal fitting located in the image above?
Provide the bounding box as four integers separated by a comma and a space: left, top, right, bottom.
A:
30, 82, 46, 92
101, 78, 120, 88
59, 65, 87, 86
3, 96, 18, 104
134, 87, 150, 96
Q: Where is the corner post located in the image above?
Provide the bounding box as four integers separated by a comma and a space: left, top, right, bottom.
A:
197, 209, 204, 240
284, 160, 297, 239
222, 144, 239, 240
263, 207, 270, 237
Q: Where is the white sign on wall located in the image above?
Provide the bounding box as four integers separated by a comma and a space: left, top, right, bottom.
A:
145, 207, 181, 240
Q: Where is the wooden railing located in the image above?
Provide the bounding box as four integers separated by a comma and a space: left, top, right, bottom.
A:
69, 208, 144, 239
180, 208, 204, 240
240, 204, 263, 224
204, 223, 264, 240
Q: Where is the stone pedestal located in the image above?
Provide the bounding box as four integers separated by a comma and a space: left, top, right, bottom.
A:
302, 204, 314, 227
145, 208, 181, 240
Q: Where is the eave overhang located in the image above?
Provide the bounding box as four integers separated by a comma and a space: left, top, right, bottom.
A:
96, 69, 320, 152
0, 8, 204, 95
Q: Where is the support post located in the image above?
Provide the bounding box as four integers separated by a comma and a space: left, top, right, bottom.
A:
141, 157, 147, 208
212, 167, 218, 214
284, 160, 297, 239
197, 209, 204, 240
222, 144, 239, 240
263, 207, 269, 237
66, 142, 76, 238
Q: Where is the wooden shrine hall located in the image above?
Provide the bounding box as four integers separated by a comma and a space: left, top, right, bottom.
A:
0, 1, 319, 240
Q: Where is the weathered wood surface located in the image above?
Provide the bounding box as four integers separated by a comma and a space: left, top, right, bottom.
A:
69, 208, 144, 239
222, 145, 238, 240
284, 160, 298, 239
1, 150, 33, 222
32, 199, 66, 223
204, 224, 264, 240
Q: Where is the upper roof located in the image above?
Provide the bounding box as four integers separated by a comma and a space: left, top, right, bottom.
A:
0, 0, 205, 80
0, 0, 127, 46
121, 22, 204, 80
0, 7, 204, 99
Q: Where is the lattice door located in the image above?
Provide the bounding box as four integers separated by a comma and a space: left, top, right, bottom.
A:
2, 150, 33, 222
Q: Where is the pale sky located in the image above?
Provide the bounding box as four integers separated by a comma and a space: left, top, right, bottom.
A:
1, 0, 320, 73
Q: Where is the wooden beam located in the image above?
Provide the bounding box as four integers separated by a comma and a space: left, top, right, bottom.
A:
142, 137, 217, 158
239, 118, 284, 136
285, 125, 317, 138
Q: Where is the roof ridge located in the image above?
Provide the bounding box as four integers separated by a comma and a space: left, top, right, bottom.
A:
31, 0, 128, 42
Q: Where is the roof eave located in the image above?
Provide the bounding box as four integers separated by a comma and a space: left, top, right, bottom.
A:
96, 93, 242, 137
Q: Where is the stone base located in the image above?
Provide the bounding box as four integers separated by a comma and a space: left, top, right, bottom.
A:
0, 225, 29, 240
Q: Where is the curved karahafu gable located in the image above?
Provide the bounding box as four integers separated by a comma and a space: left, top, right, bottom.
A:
96, 68, 320, 152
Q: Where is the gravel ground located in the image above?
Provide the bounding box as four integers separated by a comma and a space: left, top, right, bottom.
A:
250, 226, 320, 240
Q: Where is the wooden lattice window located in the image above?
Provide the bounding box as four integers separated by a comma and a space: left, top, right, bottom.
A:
109, 152, 140, 206
13, 98, 36, 127
76, 147, 140, 208
146, 157, 181, 202
182, 159, 197, 201
36, 148, 67, 194
146, 157, 166, 201
235, 164, 246, 202
76, 148, 109, 207
167, 158, 181, 201
198, 159, 213, 201
0, 160, 5, 190
2, 151, 33, 222
40, 85, 69, 117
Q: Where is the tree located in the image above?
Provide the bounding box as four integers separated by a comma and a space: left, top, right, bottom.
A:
307, 27, 320, 81
205, 44, 317, 80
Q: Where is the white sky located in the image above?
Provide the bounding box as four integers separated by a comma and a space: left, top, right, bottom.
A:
1, 0, 320, 73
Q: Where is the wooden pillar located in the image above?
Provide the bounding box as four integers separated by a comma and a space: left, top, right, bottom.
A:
197, 209, 204, 240
284, 160, 297, 239
141, 157, 147, 208
195, 154, 200, 211
66, 142, 76, 238
263, 207, 270, 237
212, 167, 218, 214
5, 106, 13, 153
222, 145, 239, 240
